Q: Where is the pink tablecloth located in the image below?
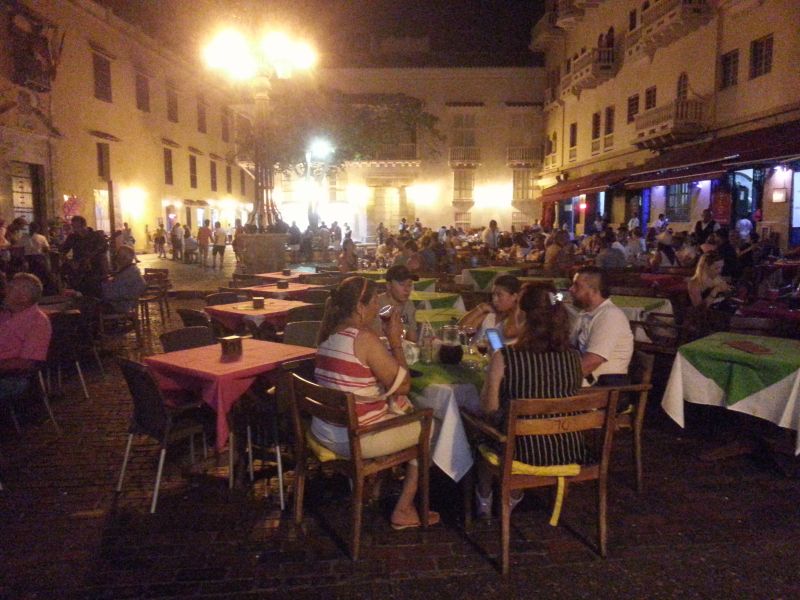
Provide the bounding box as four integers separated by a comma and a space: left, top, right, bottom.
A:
205, 299, 310, 331
738, 299, 800, 322
144, 339, 316, 449
243, 283, 324, 300
639, 273, 687, 292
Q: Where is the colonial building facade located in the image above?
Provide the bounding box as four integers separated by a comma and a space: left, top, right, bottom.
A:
0, 0, 252, 250
534, 0, 800, 246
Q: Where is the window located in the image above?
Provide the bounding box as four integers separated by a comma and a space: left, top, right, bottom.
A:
628, 9, 637, 31
676, 73, 689, 101
604, 106, 615, 135
166, 85, 178, 122
240, 168, 246, 195
92, 53, 112, 102
135, 73, 150, 112
452, 113, 476, 147
221, 109, 231, 142
666, 183, 691, 222
645, 86, 657, 110
189, 155, 197, 188
163, 148, 173, 185
512, 169, 535, 202
591, 112, 601, 140
96, 142, 110, 179
569, 122, 577, 148
627, 93, 640, 123
453, 169, 475, 201
454, 211, 471, 230
210, 161, 217, 191
749, 34, 773, 79
197, 96, 207, 133
720, 49, 739, 89
225, 165, 232, 193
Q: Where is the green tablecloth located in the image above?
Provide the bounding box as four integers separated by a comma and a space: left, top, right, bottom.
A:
467, 267, 523, 291
410, 361, 485, 395
411, 290, 462, 309
679, 332, 800, 405
351, 270, 386, 281
610, 295, 666, 312
519, 275, 571, 290
415, 308, 465, 328
375, 278, 436, 292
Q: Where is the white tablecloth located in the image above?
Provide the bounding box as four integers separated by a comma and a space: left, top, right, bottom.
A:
662, 353, 800, 454
411, 382, 481, 482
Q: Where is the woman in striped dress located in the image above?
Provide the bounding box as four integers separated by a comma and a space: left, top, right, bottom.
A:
475, 284, 585, 517
313, 276, 439, 530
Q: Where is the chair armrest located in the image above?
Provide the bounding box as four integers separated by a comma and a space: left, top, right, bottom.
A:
460, 410, 506, 443
355, 408, 433, 436
593, 383, 652, 394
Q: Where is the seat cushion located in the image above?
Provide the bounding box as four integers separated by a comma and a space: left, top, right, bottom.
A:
306, 429, 346, 462
478, 444, 580, 476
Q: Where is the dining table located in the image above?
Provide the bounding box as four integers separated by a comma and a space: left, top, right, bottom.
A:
409, 358, 485, 482
662, 331, 800, 454
241, 282, 324, 301
375, 277, 437, 293
738, 299, 800, 324
460, 266, 524, 291
410, 291, 466, 311
518, 275, 572, 290
252, 270, 304, 283
204, 299, 310, 331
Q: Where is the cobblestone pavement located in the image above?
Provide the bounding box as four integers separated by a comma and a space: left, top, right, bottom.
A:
1, 297, 800, 599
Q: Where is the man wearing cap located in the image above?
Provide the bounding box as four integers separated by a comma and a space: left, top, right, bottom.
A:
372, 265, 418, 343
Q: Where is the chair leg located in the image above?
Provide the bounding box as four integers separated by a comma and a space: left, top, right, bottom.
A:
92, 346, 105, 377
294, 450, 306, 525
189, 435, 196, 464
37, 372, 60, 435
270, 417, 285, 510
9, 407, 21, 434
598, 476, 608, 557
202, 434, 208, 459
351, 473, 364, 560
419, 450, 430, 529
151, 447, 167, 513
228, 431, 235, 489
116, 433, 134, 492
634, 423, 644, 494
75, 361, 89, 400
462, 467, 475, 531
246, 425, 254, 483
500, 486, 511, 576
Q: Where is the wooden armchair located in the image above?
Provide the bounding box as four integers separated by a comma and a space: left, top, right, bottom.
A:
289, 373, 433, 560
461, 389, 618, 575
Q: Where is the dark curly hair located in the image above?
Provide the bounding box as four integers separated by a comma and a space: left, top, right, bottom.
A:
317, 276, 377, 345
514, 284, 571, 353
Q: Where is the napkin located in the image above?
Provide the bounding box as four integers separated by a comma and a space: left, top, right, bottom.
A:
725, 340, 773, 355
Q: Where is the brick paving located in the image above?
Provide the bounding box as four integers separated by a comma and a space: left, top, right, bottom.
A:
2, 284, 800, 598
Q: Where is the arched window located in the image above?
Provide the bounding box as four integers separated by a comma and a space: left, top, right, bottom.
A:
606, 27, 615, 49
597, 33, 605, 48
676, 72, 689, 101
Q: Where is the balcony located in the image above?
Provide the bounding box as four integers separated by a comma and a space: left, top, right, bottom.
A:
559, 72, 574, 99
531, 11, 564, 50
507, 146, 542, 167
568, 146, 577, 161
543, 154, 558, 170
449, 146, 481, 166
570, 47, 617, 94
555, 0, 584, 29
625, 0, 713, 61
543, 87, 560, 112
633, 98, 707, 149
375, 143, 417, 161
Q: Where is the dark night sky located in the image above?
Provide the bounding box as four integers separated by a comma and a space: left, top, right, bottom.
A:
97, 0, 545, 66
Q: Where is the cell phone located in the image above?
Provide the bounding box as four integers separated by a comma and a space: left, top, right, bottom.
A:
486, 328, 504, 353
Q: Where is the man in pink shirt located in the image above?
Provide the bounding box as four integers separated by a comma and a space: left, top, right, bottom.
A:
0, 273, 52, 403
197, 219, 212, 268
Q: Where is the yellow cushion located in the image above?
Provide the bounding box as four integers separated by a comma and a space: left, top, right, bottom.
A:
305, 429, 346, 462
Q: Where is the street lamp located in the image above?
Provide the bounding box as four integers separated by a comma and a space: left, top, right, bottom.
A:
305, 137, 334, 228
203, 29, 316, 231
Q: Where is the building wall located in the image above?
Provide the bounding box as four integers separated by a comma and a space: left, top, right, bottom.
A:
0, 0, 251, 250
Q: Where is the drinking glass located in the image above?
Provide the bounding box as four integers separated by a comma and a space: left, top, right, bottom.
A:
461, 326, 477, 354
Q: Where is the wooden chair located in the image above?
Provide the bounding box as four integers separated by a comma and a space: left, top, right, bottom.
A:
205, 292, 243, 306
143, 268, 172, 316
176, 308, 212, 329
289, 373, 433, 560
597, 351, 654, 492
159, 326, 216, 353
298, 274, 342, 286
299, 289, 332, 305
629, 312, 690, 356
139, 273, 170, 328
461, 389, 618, 575
283, 321, 321, 348
286, 303, 326, 322
728, 315, 782, 337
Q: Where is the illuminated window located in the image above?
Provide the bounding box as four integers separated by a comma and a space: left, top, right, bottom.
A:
92, 53, 112, 102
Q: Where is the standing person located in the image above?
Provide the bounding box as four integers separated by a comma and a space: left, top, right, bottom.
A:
121, 222, 135, 248
60, 215, 109, 298
398, 217, 408, 234
482, 219, 500, 251
694, 209, 720, 245
170, 223, 183, 261
343, 222, 352, 240
232, 225, 246, 264
211, 221, 227, 269
627, 209, 640, 232
654, 213, 669, 232
372, 265, 418, 343
568, 266, 633, 386
337, 238, 359, 273
736, 212, 754, 240
197, 219, 212, 268
153, 224, 167, 259
22, 222, 53, 294
377, 222, 386, 245
330, 221, 342, 250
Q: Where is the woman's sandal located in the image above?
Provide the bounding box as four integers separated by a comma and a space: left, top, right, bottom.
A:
390, 510, 441, 530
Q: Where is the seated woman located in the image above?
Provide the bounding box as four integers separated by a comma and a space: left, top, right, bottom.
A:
687, 251, 732, 310
458, 274, 522, 343
474, 284, 586, 516
313, 276, 438, 530
648, 232, 679, 270
336, 238, 359, 273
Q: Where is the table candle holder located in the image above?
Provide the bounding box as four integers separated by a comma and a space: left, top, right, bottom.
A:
219, 335, 243, 361
282, 269, 292, 276
276, 280, 289, 289
252, 297, 265, 309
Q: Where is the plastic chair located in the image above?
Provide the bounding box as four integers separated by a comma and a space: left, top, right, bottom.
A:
283, 321, 321, 348
461, 389, 618, 575
285, 303, 326, 322
47, 310, 91, 400
176, 308, 212, 329
1, 364, 61, 435
115, 357, 211, 513
289, 372, 433, 560
299, 289, 332, 305
159, 326, 217, 353
205, 292, 243, 306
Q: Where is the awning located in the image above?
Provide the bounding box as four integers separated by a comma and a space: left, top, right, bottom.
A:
540, 167, 633, 202
625, 162, 727, 189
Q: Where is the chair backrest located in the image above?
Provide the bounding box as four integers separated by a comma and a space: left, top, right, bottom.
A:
144, 268, 169, 277
286, 303, 326, 322
283, 321, 321, 348
117, 357, 169, 440
502, 389, 617, 479
159, 326, 217, 353
728, 315, 780, 337
299, 274, 343, 286
205, 292, 242, 306
219, 286, 254, 297
300, 289, 332, 305
290, 372, 356, 432
629, 350, 654, 386
176, 308, 211, 328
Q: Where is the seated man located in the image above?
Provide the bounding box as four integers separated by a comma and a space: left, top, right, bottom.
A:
101, 246, 147, 313
183, 234, 199, 264
0, 273, 52, 404
371, 265, 418, 343
568, 266, 633, 386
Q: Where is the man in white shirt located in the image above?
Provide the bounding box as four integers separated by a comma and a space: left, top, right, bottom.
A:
627, 209, 640, 232
482, 219, 500, 250
569, 266, 633, 386
211, 221, 227, 269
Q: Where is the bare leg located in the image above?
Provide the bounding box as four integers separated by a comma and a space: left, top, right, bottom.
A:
390, 463, 439, 526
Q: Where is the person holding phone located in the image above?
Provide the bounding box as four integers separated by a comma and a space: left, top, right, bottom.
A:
458, 274, 522, 344
474, 284, 586, 518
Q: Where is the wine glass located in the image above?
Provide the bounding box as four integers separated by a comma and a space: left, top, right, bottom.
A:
461, 326, 477, 354
475, 334, 489, 359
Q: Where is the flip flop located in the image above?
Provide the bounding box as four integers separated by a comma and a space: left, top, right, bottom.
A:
390, 510, 440, 530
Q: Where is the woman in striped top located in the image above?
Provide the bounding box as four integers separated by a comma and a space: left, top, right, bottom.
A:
313, 276, 439, 530
475, 284, 585, 516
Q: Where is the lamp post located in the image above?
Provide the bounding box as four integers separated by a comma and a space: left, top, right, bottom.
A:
305, 137, 334, 229
203, 29, 316, 231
